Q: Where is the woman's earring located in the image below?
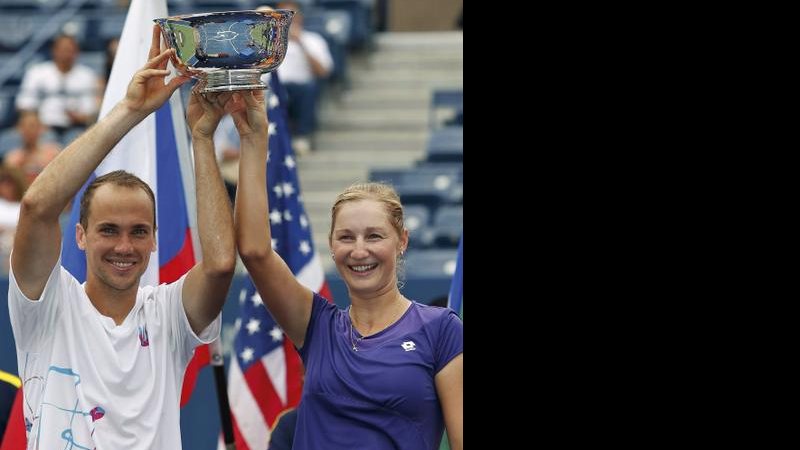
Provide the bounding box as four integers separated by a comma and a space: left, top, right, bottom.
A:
331, 253, 335, 261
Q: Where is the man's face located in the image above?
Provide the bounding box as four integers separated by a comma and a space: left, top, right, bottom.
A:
52, 37, 78, 68
77, 184, 156, 293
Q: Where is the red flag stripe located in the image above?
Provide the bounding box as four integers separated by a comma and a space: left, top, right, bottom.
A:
159, 229, 196, 284
283, 338, 304, 409
243, 359, 286, 428
0, 388, 24, 450
180, 344, 210, 407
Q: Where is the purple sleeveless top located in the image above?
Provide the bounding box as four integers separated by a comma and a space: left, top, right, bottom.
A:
293, 293, 463, 450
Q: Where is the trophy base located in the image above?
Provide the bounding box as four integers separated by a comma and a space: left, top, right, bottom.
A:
201, 69, 267, 92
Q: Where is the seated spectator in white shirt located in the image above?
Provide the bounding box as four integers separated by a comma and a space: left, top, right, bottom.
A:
15, 34, 99, 142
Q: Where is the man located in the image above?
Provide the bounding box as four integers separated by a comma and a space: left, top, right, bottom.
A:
15, 34, 99, 142
6, 26, 236, 449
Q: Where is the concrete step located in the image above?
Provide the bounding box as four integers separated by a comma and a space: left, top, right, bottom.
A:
366, 51, 462, 64
359, 57, 463, 71
350, 71, 462, 86
316, 129, 428, 144
315, 135, 426, 152
374, 32, 463, 50
330, 88, 431, 105
299, 148, 424, 167
320, 114, 427, 131
322, 95, 429, 111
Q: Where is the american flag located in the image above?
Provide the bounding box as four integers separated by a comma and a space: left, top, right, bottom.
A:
223, 72, 332, 450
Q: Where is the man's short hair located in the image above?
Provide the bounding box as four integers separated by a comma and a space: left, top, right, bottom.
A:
79, 170, 157, 230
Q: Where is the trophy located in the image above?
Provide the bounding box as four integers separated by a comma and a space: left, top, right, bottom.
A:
154, 9, 294, 92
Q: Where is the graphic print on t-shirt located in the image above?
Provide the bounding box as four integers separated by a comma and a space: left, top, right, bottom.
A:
28, 365, 105, 449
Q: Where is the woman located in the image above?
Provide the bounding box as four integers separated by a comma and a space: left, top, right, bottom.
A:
230, 89, 463, 450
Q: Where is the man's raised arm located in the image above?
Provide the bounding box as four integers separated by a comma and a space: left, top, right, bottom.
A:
180, 92, 237, 335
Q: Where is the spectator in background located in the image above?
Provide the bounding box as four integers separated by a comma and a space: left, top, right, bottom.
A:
15, 34, 99, 143
270, 1, 333, 155
3, 111, 62, 186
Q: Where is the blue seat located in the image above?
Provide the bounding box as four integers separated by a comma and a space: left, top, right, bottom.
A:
426, 126, 462, 163
404, 249, 459, 278
368, 168, 406, 186
317, 0, 373, 50
430, 205, 462, 248
403, 204, 433, 249
370, 165, 462, 210
394, 184, 442, 213
429, 89, 462, 129
0, 90, 17, 130
0, 14, 42, 51
1, 0, 61, 10
304, 8, 351, 89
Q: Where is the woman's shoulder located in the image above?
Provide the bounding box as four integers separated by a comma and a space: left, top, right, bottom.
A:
412, 301, 459, 324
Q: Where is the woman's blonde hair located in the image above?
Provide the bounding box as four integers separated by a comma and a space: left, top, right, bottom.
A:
328, 182, 405, 244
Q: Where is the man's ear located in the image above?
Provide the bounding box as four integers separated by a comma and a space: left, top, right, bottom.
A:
76, 223, 86, 250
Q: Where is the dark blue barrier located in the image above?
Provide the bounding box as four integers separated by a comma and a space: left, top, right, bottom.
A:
2, 270, 451, 449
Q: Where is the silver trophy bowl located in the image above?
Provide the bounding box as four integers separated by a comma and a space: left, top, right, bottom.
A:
155, 9, 294, 92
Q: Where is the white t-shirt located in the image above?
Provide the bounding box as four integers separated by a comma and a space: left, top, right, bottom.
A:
7, 257, 220, 450
15, 61, 98, 128
277, 31, 334, 84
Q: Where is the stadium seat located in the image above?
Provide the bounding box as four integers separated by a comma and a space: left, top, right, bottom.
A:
1, 0, 62, 10
304, 8, 351, 89
0, 14, 42, 51
0, 90, 17, 130
403, 204, 433, 249
429, 88, 462, 129
430, 205, 462, 248
368, 168, 406, 186
317, 0, 373, 50
370, 165, 462, 211
425, 126, 463, 163
404, 249, 458, 278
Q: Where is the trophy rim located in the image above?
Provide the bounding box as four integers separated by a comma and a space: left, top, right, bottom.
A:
156, 9, 295, 22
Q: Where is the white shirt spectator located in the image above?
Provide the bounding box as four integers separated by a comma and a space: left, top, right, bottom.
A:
277, 31, 333, 84
16, 61, 98, 128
